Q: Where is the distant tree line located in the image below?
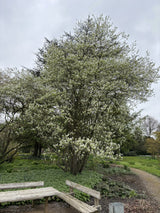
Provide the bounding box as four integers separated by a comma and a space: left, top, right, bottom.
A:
121, 115, 160, 158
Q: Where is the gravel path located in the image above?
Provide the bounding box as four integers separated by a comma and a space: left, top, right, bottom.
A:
131, 168, 160, 203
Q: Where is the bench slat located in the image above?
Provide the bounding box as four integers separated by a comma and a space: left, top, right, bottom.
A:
66, 180, 101, 200
57, 192, 98, 213
0, 181, 44, 190
0, 187, 58, 203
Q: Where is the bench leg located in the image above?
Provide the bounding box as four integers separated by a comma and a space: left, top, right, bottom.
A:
94, 198, 99, 206
44, 197, 48, 213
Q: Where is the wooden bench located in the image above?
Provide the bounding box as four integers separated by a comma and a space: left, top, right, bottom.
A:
0, 181, 44, 190
0, 180, 101, 213
57, 180, 101, 213
0, 181, 58, 213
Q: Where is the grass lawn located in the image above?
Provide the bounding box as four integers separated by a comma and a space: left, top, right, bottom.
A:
117, 156, 160, 177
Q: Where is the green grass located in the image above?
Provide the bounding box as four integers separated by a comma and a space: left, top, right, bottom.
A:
0, 154, 145, 205
0, 155, 102, 201
117, 156, 160, 177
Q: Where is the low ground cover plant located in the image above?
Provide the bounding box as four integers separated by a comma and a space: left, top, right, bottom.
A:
95, 179, 139, 199
0, 154, 148, 206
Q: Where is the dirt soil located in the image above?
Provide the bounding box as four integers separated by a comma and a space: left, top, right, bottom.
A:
97, 169, 160, 213
0, 168, 160, 213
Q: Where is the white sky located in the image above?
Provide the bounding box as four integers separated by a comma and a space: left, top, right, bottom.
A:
0, 0, 160, 121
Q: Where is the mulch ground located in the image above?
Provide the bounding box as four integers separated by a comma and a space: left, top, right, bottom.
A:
99, 172, 160, 213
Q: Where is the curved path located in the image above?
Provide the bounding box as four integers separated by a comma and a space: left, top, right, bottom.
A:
131, 168, 160, 202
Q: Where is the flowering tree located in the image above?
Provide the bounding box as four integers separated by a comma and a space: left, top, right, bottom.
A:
25, 15, 158, 174
54, 135, 120, 174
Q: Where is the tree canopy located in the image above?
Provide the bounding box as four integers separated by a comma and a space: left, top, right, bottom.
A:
1, 15, 159, 174
24, 15, 158, 174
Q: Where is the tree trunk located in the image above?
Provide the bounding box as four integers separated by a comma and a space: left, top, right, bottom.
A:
33, 142, 42, 158
69, 153, 88, 175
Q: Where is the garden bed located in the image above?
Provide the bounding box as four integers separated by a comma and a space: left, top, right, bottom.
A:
0, 156, 160, 212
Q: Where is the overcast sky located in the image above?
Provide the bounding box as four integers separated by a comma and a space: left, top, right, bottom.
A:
0, 0, 160, 121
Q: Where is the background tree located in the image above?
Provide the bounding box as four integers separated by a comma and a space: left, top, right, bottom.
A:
13, 72, 51, 157
0, 69, 47, 159
146, 132, 160, 158
121, 125, 146, 156
0, 69, 21, 164
156, 124, 160, 132
142, 115, 159, 137
133, 127, 147, 155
